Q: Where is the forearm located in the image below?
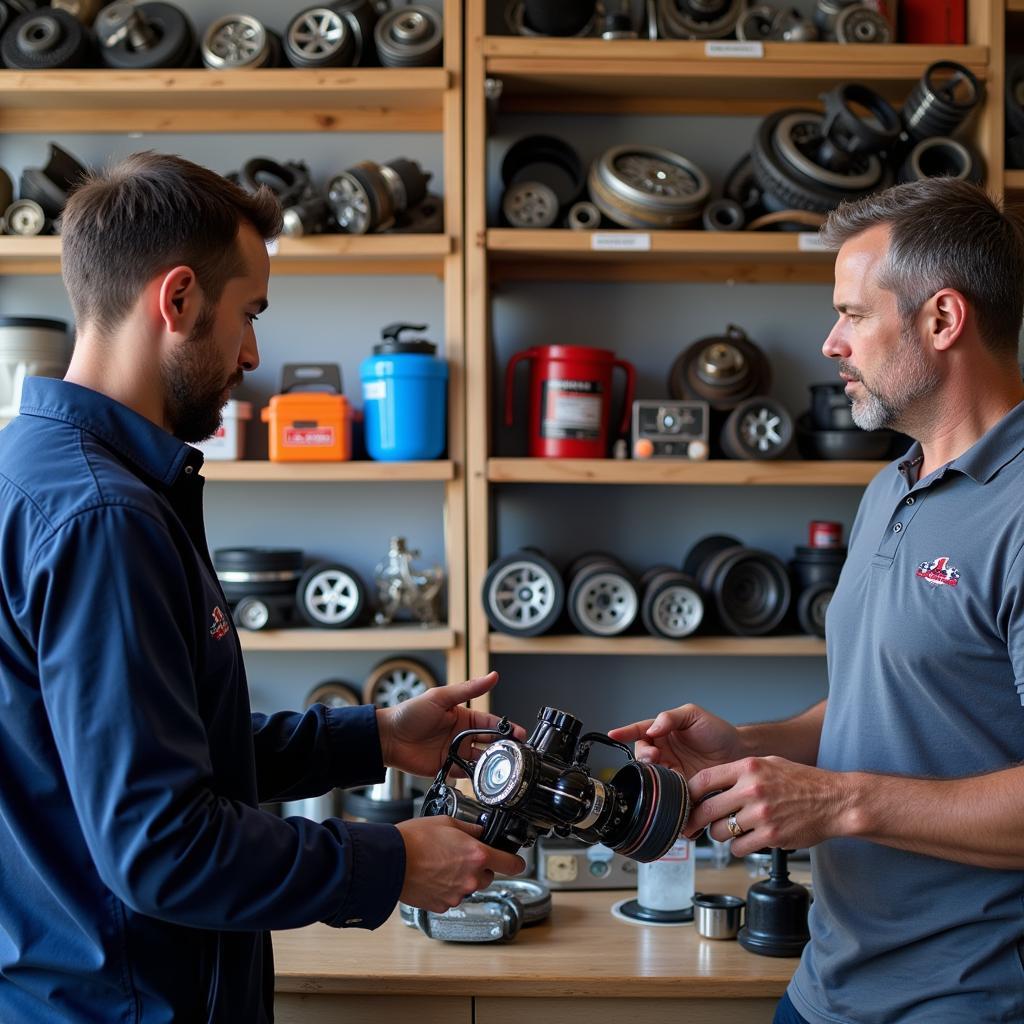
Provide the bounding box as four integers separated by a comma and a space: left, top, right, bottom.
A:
737, 699, 826, 765
839, 764, 1024, 870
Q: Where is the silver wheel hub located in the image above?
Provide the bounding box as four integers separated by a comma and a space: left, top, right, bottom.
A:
488, 561, 557, 631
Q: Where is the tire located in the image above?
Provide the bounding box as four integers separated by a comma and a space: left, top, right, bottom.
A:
284, 6, 355, 68
720, 396, 794, 460
482, 550, 564, 636
362, 657, 439, 707
682, 534, 741, 579
2, 9, 93, 69
305, 679, 362, 708
566, 556, 638, 637
640, 569, 704, 639
297, 562, 366, 629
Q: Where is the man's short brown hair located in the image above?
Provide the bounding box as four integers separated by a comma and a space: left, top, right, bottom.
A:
61, 151, 283, 333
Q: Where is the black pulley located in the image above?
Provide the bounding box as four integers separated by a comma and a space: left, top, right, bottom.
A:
522, 0, 595, 36
238, 157, 311, 208
668, 325, 772, 412
97, 1, 195, 70
901, 61, 981, 143
2, 8, 93, 69
702, 197, 745, 231
795, 411, 897, 460
790, 545, 845, 591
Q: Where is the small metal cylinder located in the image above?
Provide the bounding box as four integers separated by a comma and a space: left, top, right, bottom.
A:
693, 893, 745, 939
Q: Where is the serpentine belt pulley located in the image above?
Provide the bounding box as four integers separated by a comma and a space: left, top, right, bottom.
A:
834, 4, 891, 44
656, 0, 745, 39
482, 549, 564, 637
374, 4, 443, 67
2, 8, 94, 69
668, 325, 771, 412
639, 566, 704, 639
564, 553, 638, 637
95, 1, 195, 69
901, 61, 982, 143
201, 13, 278, 68
327, 157, 431, 234
588, 144, 710, 229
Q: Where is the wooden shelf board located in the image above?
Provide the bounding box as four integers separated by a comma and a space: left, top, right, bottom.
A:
1005, 170, 1024, 192
488, 634, 826, 657
202, 460, 455, 483
239, 626, 456, 652
0, 235, 452, 277
487, 458, 884, 486
0, 68, 449, 133
1009, 0, 1024, 12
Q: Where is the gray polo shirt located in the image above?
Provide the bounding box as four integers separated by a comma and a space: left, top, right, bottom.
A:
789, 399, 1024, 1024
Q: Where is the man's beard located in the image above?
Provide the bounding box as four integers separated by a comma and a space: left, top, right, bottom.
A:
843, 321, 940, 433
163, 303, 242, 443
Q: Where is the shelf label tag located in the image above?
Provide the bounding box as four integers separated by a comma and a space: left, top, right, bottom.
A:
591, 233, 651, 252
265, 239, 280, 256
797, 232, 830, 253
705, 41, 764, 58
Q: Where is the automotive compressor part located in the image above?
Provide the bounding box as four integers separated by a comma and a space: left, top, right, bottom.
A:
639, 566, 704, 639
564, 553, 638, 637
403, 880, 552, 943
684, 535, 791, 636
422, 705, 691, 862
720, 396, 794, 459
2, 8, 93, 68
201, 13, 278, 69
501, 134, 585, 218
96, 1, 195, 69
362, 657, 439, 707
834, 4, 891, 44
901, 61, 981, 143
897, 136, 980, 184
667, 325, 771, 412
3, 198, 48, 236
588, 144, 710, 229
631, 399, 710, 459
506, 0, 596, 37
566, 199, 601, 230
482, 549, 564, 636
327, 157, 430, 234
283, 6, 355, 68
296, 561, 367, 628
373, 536, 444, 627
656, 0, 745, 39
374, 4, 443, 67
702, 197, 745, 231
501, 180, 559, 228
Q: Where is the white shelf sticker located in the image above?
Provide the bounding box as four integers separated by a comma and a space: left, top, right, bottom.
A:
797, 232, 830, 253
705, 41, 764, 58
591, 232, 651, 252
265, 239, 280, 256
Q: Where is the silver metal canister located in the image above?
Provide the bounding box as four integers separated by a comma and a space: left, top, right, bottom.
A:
693, 893, 745, 939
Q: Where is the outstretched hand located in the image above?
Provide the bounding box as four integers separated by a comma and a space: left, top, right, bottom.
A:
377, 671, 526, 779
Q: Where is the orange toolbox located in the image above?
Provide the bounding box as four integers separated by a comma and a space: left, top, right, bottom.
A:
261, 363, 354, 462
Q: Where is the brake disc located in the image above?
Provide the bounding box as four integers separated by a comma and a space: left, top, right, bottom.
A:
362, 657, 439, 707
201, 13, 277, 69
897, 136, 980, 184
566, 557, 638, 637
502, 181, 559, 228
588, 145, 710, 229
1, 8, 92, 68
901, 61, 982, 142
3, 198, 48, 236
656, 0, 744, 39
834, 5, 891, 44
284, 6, 354, 67
720, 396, 794, 459
482, 550, 565, 637
374, 5, 443, 67
668, 325, 772, 411
640, 568, 704, 639
97, 1, 195, 69
296, 562, 366, 628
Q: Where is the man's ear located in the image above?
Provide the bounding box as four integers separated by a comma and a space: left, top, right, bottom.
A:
928, 288, 968, 354
157, 266, 200, 335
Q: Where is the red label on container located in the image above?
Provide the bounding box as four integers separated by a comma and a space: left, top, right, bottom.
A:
284, 426, 335, 447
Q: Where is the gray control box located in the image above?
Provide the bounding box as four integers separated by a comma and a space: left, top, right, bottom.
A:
631, 399, 710, 459
534, 837, 638, 890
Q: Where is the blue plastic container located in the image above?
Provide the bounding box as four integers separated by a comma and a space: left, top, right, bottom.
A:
360, 323, 448, 461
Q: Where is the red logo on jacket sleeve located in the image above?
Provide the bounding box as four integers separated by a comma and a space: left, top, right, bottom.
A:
209, 606, 231, 640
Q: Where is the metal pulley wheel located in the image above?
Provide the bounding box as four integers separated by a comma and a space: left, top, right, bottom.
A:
565, 553, 638, 637
50, 0, 104, 25
327, 158, 430, 235
834, 4, 891, 44
305, 679, 362, 708
656, 0, 745, 39
639, 566, 704, 639
751, 108, 886, 214
901, 61, 982, 143
96, 1, 195, 69
702, 198, 745, 231
238, 157, 311, 207
686, 536, 791, 637
897, 137, 981, 185
2, 8, 93, 68
720, 396, 794, 459
588, 145, 710, 229
402, 879, 552, 930
297, 561, 366, 628
482, 550, 564, 637
566, 200, 601, 230
362, 657, 439, 707
201, 14, 278, 69
667, 325, 771, 412
501, 135, 586, 217
796, 581, 833, 638
283, 7, 354, 68
4, 198, 48, 235
502, 181, 559, 228
506, 0, 596, 37
374, 5, 443, 67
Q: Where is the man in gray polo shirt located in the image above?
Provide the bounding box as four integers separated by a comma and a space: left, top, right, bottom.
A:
611, 177, 1024, 1023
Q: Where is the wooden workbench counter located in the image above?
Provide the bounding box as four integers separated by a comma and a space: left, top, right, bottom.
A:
273, 865, 799, 1024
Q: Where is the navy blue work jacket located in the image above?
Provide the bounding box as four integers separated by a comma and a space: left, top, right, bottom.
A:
0, 378, 405, 1023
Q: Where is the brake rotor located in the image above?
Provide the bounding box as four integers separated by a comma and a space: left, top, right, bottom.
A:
2, 8, 92, 69
482, 550, 564, 637
834, 5, 891, 43
3, 199, 48, 236
588, 145, 710, 229
639, 568, 704, 639
720, 396, 794, 459
97, 1, 195, 69
668, 325, 772, 412
566, 558, 638, 637
374, 5, 443, 67
296, 561, 366, 628
201, 14, 277, 69
656, 0, 744, 39
284, 6, 354, 68
362, 657, 439, 707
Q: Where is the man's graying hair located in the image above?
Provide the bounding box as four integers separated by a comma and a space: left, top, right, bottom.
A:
820, 178, 1024, 359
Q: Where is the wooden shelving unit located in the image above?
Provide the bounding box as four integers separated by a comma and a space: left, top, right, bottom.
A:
202, 460, 456, 484
238, 626, 456, 653
488, 634, 825, 657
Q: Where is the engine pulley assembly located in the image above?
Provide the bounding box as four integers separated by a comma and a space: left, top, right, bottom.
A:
901, 61, 982, 143
96, 1, 195, 69
374, 4, 443, 67
667, 325, 772, 412
283, 6, 356, 68
719, 396, 794, 459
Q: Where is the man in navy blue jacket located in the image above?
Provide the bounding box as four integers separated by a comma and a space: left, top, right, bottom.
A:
0, 151, 523, 1023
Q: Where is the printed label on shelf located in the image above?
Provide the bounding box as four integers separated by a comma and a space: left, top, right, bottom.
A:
591, 233, 651, 252
797, 232, 830, 252
284, 426, 335, 447
705, 41, 764, 58
265, 239, 280, 256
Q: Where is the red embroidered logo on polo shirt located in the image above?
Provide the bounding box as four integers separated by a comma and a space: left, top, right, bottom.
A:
915, 556, 960, 587
209, 606, 231, 640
